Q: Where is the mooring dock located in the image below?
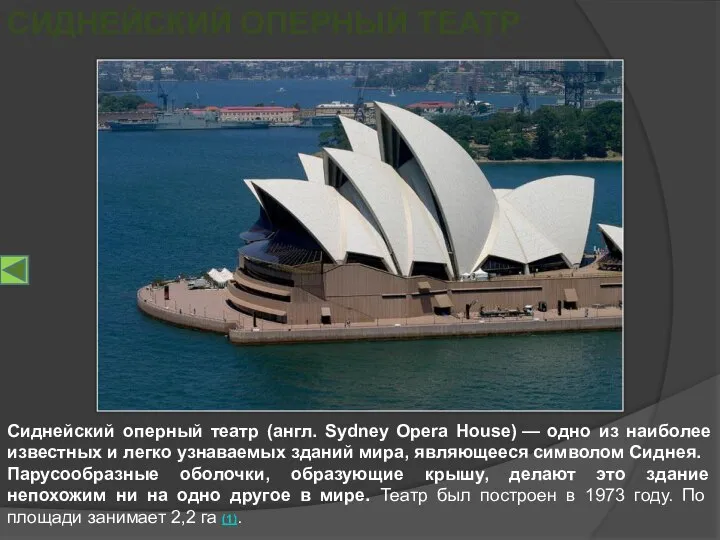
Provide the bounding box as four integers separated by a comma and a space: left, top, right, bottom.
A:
137, 281, 621, 345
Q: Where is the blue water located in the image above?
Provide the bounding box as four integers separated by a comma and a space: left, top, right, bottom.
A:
98, 95, 622, 411
121, 77, 565, 111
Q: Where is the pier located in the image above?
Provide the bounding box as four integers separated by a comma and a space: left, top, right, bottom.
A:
137, 280, 621, 345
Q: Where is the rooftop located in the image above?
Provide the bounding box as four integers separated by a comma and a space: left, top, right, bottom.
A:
221, 106, 298, 112
406, 101, 456, 109
316, 101, 355, 108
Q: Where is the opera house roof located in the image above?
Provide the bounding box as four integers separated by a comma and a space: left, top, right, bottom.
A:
241, 102, 595, 281
598, 223, 623, 255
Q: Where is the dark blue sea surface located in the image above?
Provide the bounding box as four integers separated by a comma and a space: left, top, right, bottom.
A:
98, 100, 622, 410
126, 77, 568, 111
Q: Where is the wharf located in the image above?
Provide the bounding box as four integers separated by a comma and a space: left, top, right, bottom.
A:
137, 281, 621, 346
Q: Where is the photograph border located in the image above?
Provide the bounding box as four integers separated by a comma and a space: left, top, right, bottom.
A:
96, 58, 624, 413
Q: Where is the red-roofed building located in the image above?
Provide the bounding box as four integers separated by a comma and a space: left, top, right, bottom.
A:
136, 102, 158, 110
220, 106, 299, 123
405, 101, 455, 114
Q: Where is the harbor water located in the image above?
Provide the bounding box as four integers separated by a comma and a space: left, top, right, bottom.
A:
123, 77, 567, 110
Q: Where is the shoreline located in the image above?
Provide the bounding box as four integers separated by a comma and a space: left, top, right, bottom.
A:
310, 152, 621, 164
229, 319, 622, 345
476, 156, 622, 164
137, 283, 622, 346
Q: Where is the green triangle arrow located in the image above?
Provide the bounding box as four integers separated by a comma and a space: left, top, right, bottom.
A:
2, 257, 27, 283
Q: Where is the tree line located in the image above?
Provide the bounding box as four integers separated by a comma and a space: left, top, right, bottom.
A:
354, 62, 440, 90
98, 78, 137, 92
431, 102, 621, 160
318, 102, 621, 162
98, 93, 149, 112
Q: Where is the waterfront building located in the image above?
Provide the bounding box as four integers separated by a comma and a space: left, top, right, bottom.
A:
405, 101, 456, 114
514, 60, 566, 72
364, 102, 376, 124
297, 108, 316, 119
220, 106, 298, 124
315, 101, 356, 118
137, 102, 158, 111
224, 102, 621, 325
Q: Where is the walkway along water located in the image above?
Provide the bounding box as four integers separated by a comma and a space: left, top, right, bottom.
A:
137, 281, 622, 345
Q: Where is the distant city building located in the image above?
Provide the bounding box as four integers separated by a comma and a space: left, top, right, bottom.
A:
405, 101, 456, 114
364, 102, 376, 124
220, 106, 298, 123
446, 70, 486, 92
297, 108, 316, 119
514, 61, 566, 72
315, 101, 356, 118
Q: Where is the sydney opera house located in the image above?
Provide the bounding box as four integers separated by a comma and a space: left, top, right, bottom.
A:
225, 102, 622, 325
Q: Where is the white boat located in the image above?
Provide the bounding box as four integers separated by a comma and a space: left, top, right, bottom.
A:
277, 87, 286, 93
389, 88, 396, 97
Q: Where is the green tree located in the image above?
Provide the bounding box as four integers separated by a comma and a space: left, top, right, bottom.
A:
491, 112, 513, 131
584, 123, 607, 157
488, 131, 513, 160
531, 106, 558, 131
554, 105, 582, 127
458, 139, 473, 156
419, 98, 621, 161
453, 122, 473, 141
472, 125, 492, 145
532, 123, 553, 159
598, 102, 622, 153
512, 133, 531, 159
318, 121, 350, 150
584, 101, 622, 155
98, 93, 148, 112
556, 128, 585, 159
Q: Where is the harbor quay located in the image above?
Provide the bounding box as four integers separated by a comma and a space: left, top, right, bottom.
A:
136, 279, 621, 345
